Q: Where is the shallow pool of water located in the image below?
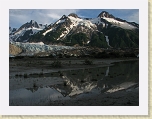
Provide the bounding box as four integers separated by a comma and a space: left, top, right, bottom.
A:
9, 60, 139, 106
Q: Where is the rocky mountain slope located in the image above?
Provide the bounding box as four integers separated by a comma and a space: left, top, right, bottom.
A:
9, 20, 47, 42
10, 11, 139, 49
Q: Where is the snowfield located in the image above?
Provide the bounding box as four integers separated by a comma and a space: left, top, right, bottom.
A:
90, 17, 106, 27
101, 16, 137, 29
68, 16, 97, 30
14, 27, 43, 36
10, 27, 43, 41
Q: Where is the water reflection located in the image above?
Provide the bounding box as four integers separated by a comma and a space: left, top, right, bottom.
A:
57, 60, 138, 97
105, 67, 109, 76
9, 87, 70, 106
9, 60, 139, 106
26, 87, 39, 93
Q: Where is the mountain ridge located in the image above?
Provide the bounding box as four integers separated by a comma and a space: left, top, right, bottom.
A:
9, 11, 139, 48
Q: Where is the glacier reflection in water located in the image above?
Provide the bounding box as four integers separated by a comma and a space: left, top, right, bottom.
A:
9, 60, 139, 106
9, 87, 70, 106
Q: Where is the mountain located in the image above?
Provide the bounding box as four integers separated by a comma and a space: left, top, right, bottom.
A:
9, 27, 18, 41
9, 27, 17, 34
9, 20, 47, 42
10, 11, 139, 48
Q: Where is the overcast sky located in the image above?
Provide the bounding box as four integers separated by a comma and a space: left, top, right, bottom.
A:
9, 9, 139, 28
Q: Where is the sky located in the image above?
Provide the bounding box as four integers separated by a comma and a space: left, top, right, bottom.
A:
9, 9, 139, 28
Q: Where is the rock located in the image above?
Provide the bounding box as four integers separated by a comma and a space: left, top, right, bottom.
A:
9, 44, 22, 55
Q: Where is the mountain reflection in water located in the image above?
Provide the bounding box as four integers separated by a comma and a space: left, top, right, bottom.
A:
54, 60, 138, 97
9, 60, 139, 106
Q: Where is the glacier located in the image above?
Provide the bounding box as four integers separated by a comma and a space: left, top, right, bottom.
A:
10, 41, 75, 56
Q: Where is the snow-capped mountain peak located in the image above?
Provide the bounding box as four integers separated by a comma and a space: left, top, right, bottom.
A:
42, 13, 97, 38
30, 20, 36, 24
98, 11, 115, 18
96, 11, 138, 30
9, 11, 139, 49
9, 27, 17, 34
67, 13, 97, 28
60, 15, 67, 20
68, 13, 79, 18
9, 20, 46, 42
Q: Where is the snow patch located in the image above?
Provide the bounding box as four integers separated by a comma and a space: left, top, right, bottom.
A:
106, 87, 125, 93
10, 27, 43, 41
24, 42, 44, 45
68, 16, 96, 29
102, 17, 137, 29
31, 27, 43, 34
106, 82, 137, 93
69, 83, 97, 96
105, 36, 110, 46
105, 67, 109, 76
58, 33, 65, 40
90, 17, 105, 27
56, 19, 65, 24
43, 28, 53, 36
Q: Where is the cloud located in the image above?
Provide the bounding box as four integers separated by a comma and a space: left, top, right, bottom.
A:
47, 13, 61, 20
9, 9, 139, 28
9, 9, 79, 28
110, 9, 139, 23
126, 11, 139, 23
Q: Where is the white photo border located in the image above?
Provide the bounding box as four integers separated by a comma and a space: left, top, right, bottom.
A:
0, 0, 148, 115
